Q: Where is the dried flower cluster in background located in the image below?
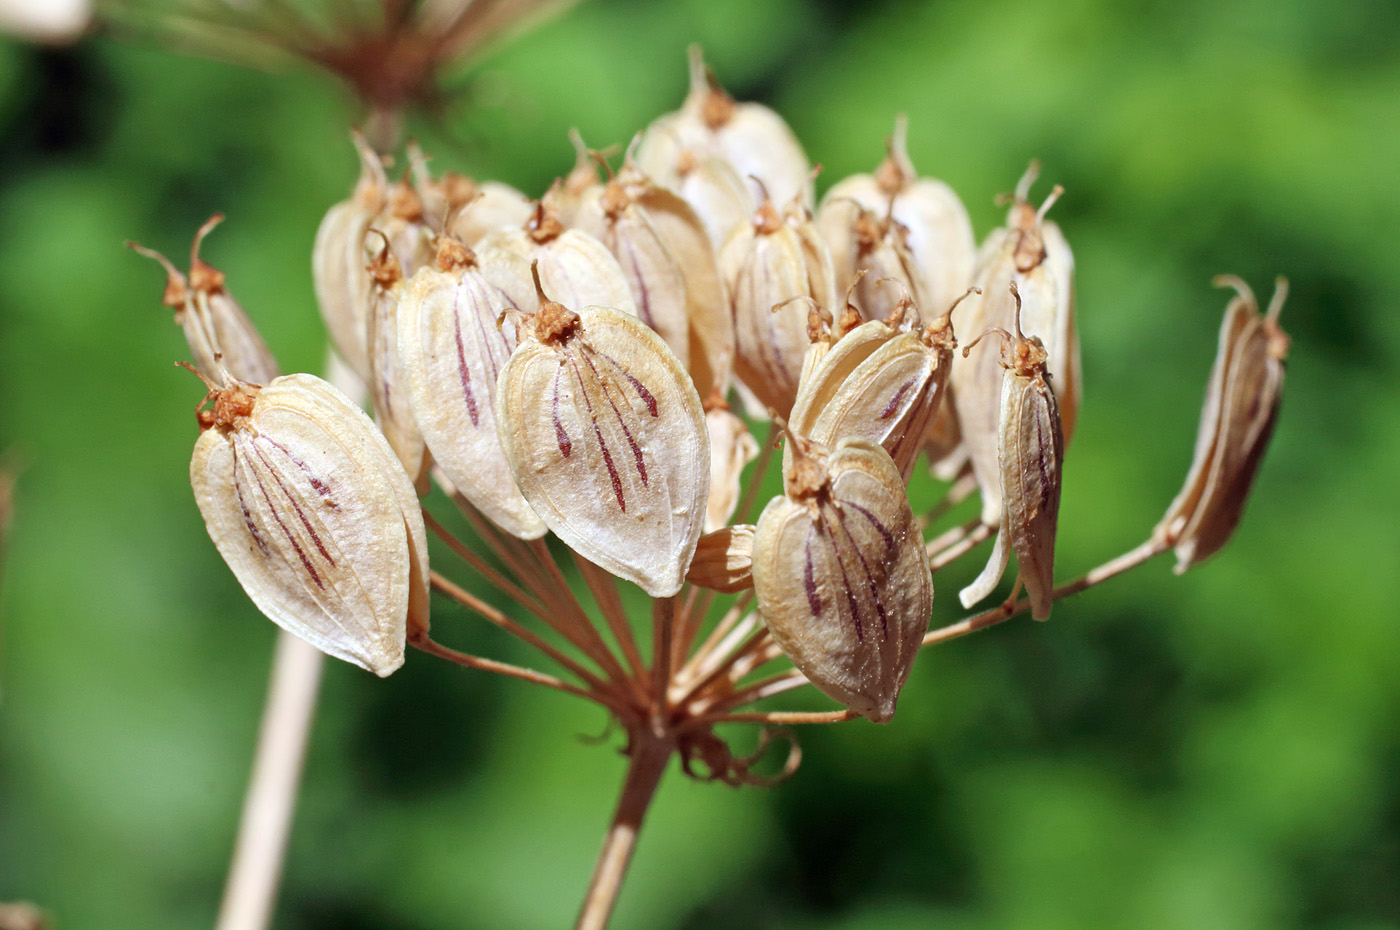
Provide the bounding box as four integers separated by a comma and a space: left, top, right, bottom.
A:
134, 45, 1290, 930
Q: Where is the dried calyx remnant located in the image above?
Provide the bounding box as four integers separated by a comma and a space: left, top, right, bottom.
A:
140, 45, 1290, 930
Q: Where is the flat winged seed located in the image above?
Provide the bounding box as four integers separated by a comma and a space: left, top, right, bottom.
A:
576, 160, 734, 399
190, 373, 429, 676
754, 436, 932, 723
721, 196, 838, 418
787, 294, 965, 484
478, 205, 638, 319
816, 200, 930, 324
397, 239, 546, 539
366, 247, 429, 491
636, 45, 813, 211
686, 524, 755, 593
1155, 276, 1289, 573
669, 150, 754, 252
313, 132, 388, 382
496, 289, 709, 597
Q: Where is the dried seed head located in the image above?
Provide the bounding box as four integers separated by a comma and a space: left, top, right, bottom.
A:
312, 132, 389, 382
496, 278, 710, 597
396, 243, 546, 539
189, 371, 430, 676
721, 192, 838, 418
754, 435, 933, 723
635, 45, 814, 211
130, 214, 280, 385
1155, 276, 1289, 573
958, 284, 1064, 620
951, 162, 1077, 525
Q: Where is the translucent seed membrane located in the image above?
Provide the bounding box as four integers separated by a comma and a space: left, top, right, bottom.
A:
397, 239, 546, 539
754, 436, 932, 723
190, 373, 429, 676
496, 280, 710, 598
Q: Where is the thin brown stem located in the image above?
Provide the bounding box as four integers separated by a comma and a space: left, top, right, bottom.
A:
681, 708, 856, 729
424, 510, 546, 617
214, 633, 322, 930
928, 520, 993, 569
675, 591, 754, 687
410, 635, 613, 709
574, 730, 673, 930
923, 537, 1169, 647
573, 552, 648, 683
651, 597, 674, 716
428, 571, 620, 699
526, 538, 636, 687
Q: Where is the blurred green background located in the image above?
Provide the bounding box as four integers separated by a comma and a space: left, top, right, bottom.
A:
2, 0, 1399, 928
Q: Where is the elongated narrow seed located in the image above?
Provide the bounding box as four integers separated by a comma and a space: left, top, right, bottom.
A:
496, 268, 710, 597
1155, 276, 1289, 573
189, 371, 429, 676
958, 284, 1064, 620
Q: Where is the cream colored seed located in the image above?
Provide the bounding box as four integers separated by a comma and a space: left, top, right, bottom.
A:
753, 435, 932, 723
788, 289, 971, 484
365, 239, 430, 491
685, 524, 755, 593
496, 271, 710, 598
952, 162, 1077, 526
958, 284, 1064, 621
312, 131, 387, 382
636, 45, 813, 212
396, 237, 545, 539
189, 372, 429, 676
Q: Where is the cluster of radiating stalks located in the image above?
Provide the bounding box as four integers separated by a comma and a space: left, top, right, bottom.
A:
134, 47, 1289, 930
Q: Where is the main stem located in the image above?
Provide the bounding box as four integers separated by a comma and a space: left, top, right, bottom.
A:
575, 729, 674, 930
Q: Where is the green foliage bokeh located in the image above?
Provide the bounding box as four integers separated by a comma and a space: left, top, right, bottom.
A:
1, 1, 1398, 928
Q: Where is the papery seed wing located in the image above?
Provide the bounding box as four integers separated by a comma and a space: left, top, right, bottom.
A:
786, 319, 897, 471
754, 438, 931, 723
724, 223, 831, 418
636, 185, 734, 397
448, 181, 533, 245
398, 253, 546, 539
191, 375, 427, 676
497, 307, 709, 597
368, 280, 430, 490
313, 199, 377, 381
479, 227, 638, 318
